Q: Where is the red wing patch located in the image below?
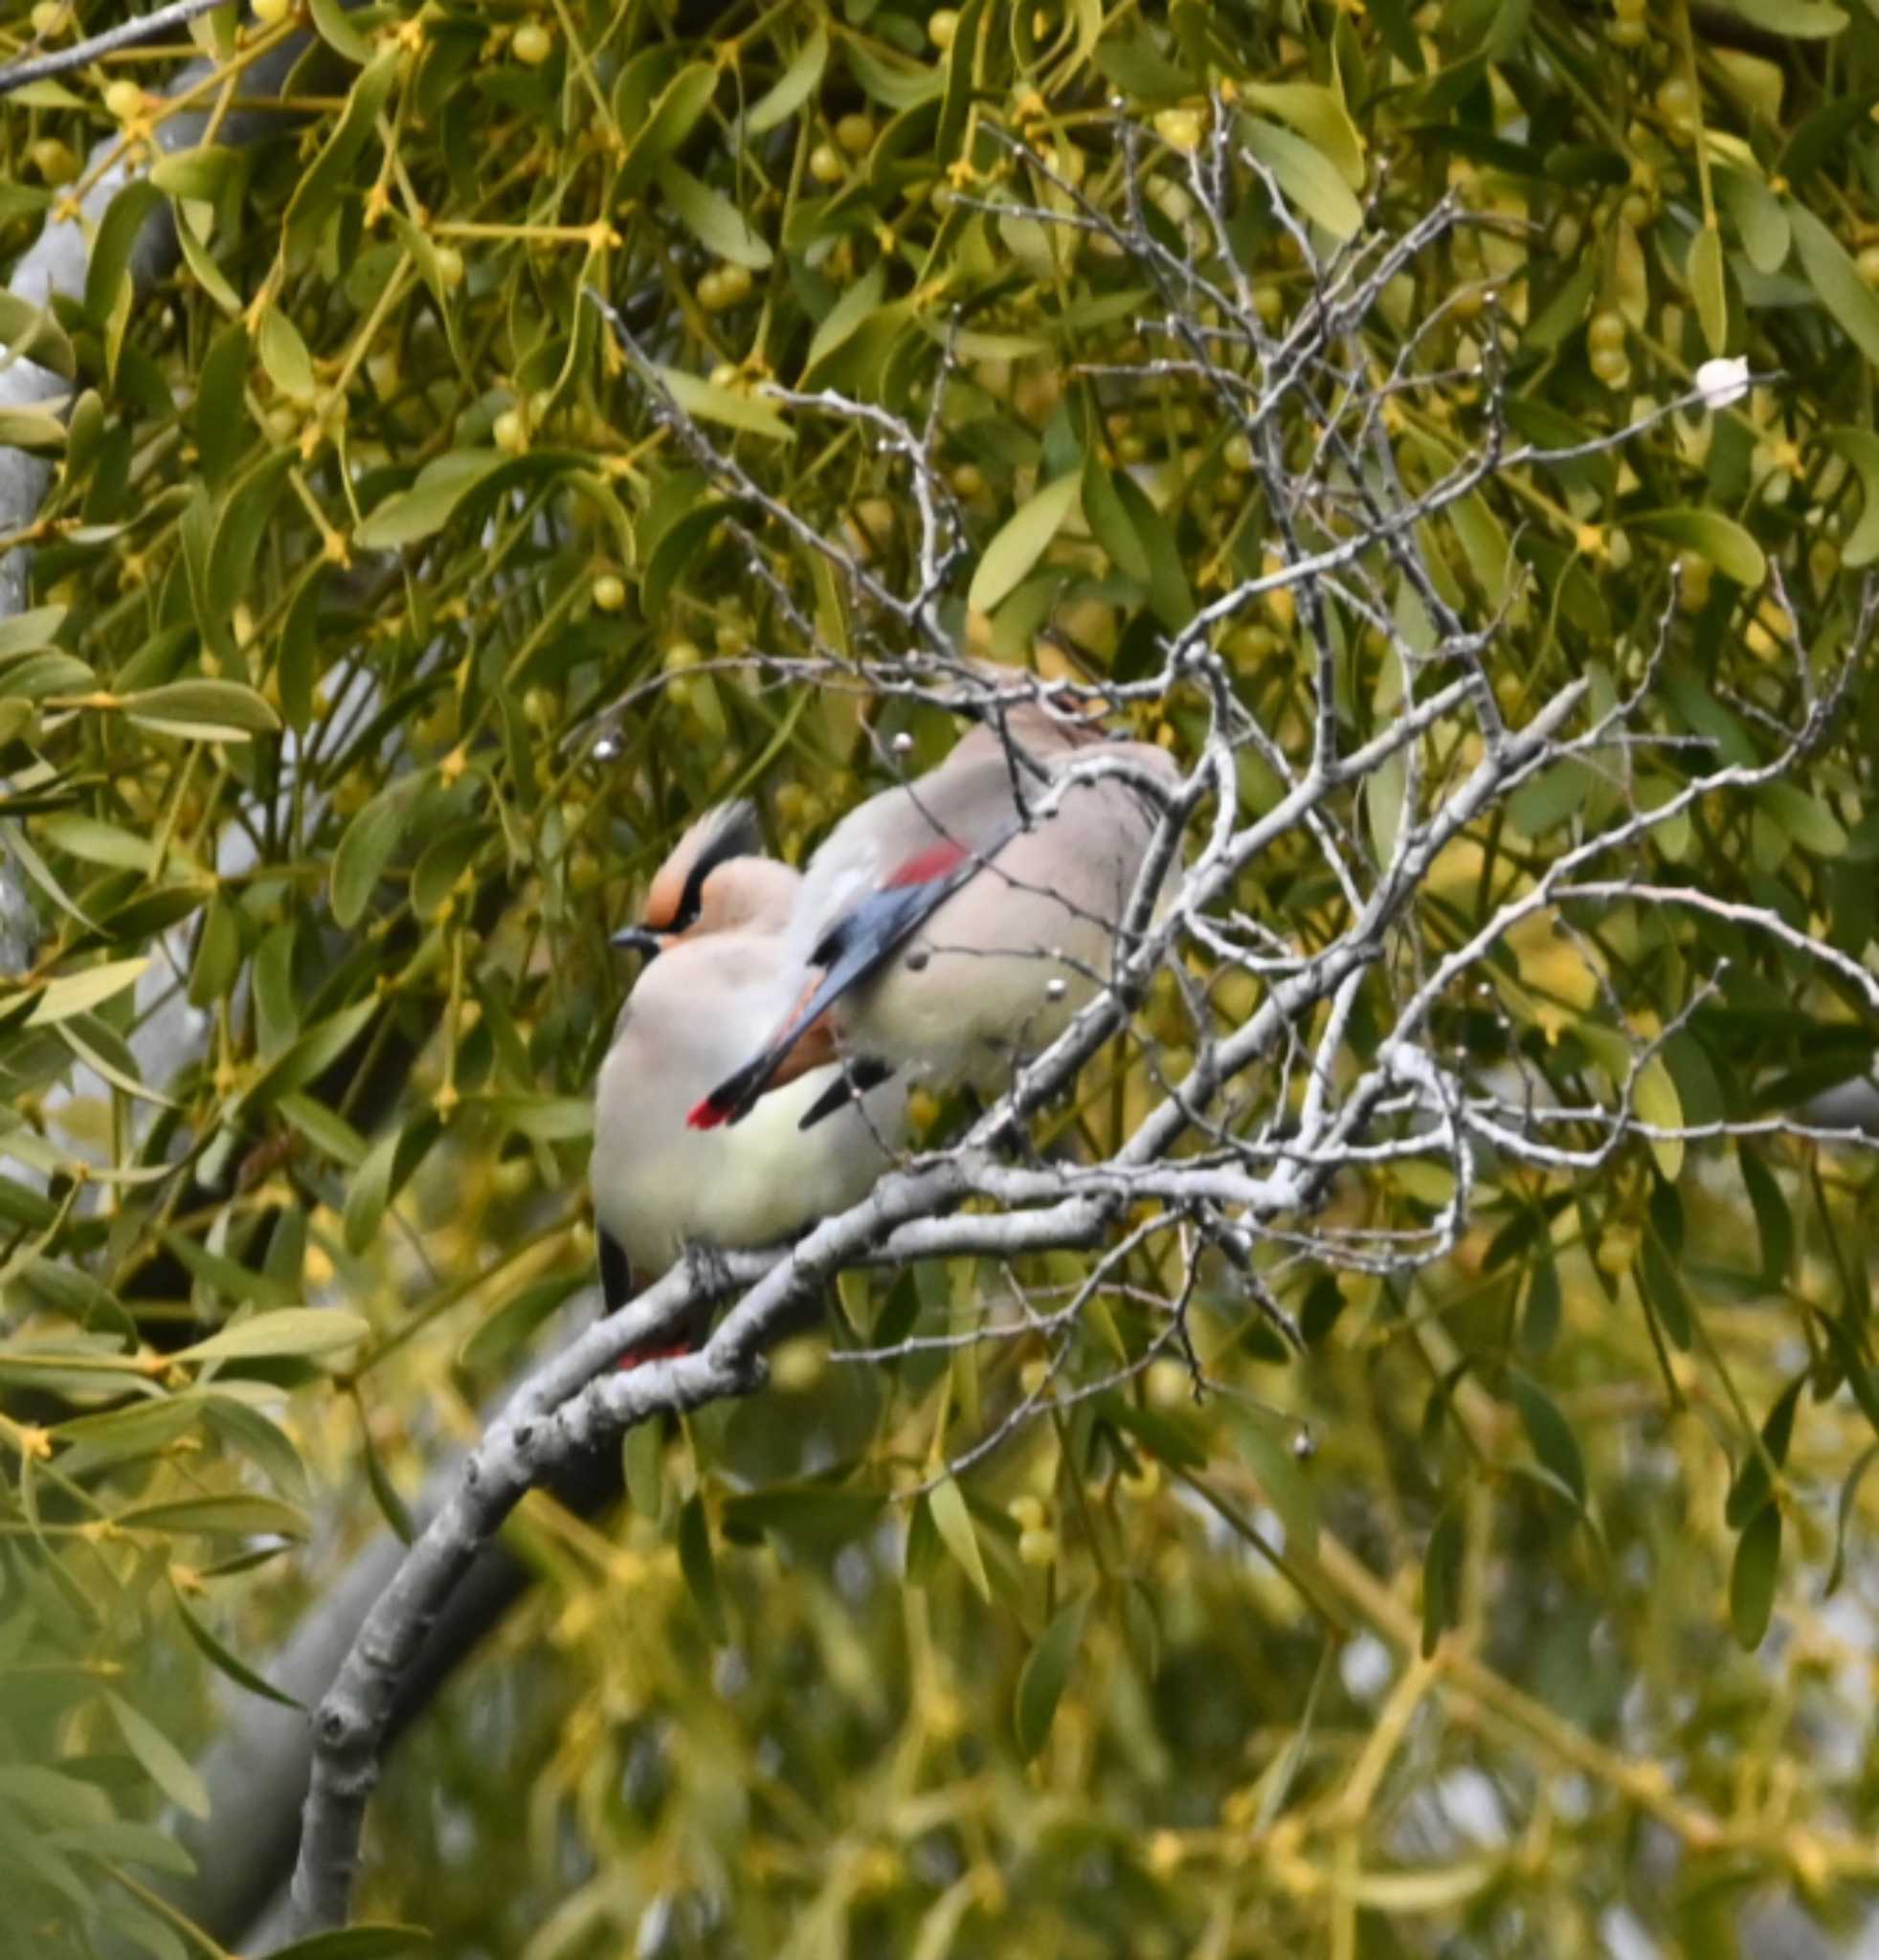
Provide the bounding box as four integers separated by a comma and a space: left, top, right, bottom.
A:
885, 838, 971, 889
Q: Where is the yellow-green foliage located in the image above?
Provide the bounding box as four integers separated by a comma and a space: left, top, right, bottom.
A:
4, 1, 1879, 1955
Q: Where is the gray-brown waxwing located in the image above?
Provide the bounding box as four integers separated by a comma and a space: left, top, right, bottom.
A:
690, 690, 1180, 1131
593, 803, 906, 1322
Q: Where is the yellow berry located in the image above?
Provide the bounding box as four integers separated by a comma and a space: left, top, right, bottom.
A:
1154, 107, 1204, 152
928, 8, 960, 49
511, 21, 553, 64
28, 137, 78, 184
492, 408, 526, 453
250, 0, 291, 21
1017, 1529, 1059, 1568
1222, 433, 1253, 473
835, 112, 875, 155
1610, 16, 1647, 44
809, 143, 845, 185
697, 268, 727, 310
717, 262, 753, 305
1007, 1495, 1046, 1530
434, 244, 465, 289
103, 79, 146, 122
1589, 346, 1631, 388
662, 640, 702, 674
593, 574, 627, 612
30, 1, 68, 32
1858, 244, 1879, 287
951, 461, 986, 497
1587, 309, 1626, 354
1654, 76, 1694, 122
1621, 190, 1653, 229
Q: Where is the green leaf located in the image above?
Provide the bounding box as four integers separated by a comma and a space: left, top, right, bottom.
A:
0, 603, 66, 659
172, 1309, 369, 1365
1634, 1054, 1685, 1184
0, 293, 75, 379
618, 62, 720, 196
149, 146, 239, 204
926, 1474, 992, 1600
1730, 1503, 1781, 1647
1757, 780, 1847, 857
459, 1272, 584, 1372
83, 180, 162, 327
354, 449, 506, 550
1236, 82, 1364, 189
1508, 1371, 1586, 1509
120, 1494, 309, 1540
284, 49, 400, 247
843, 37, 942, 110
1826, 1443, 1879, 1594
26, 958, 150, 1028
1823, 427, 1879, 568
1238, 116, 1362, 239
678, 1495, 728, 1640
1420, 1501, 1465, 1656
344, 1114, 442, 1256
36, 813, 159, 875
718, 1481, 884, 1547
195, 318, 252, 493
1082, 449, 1150, 584
969, 472, 1081, 613
1626, 508, 1766, 587
1788, 203, 1879, 367
1726, 0, 1845, 33
105, 1693, 210, 1821
0, 407, 65, 451
308, 0, 375, 61
652, 367, 792, 442
655, 162, 772, 269
1013, 1593, 1089, 1761
1714, 166, 1790, 278
122, 679, 280, 741
331, 780, 414, 927
1738, 1146, 1793, 1283
1688, 224, 1728, 356
1225, 1408, 1319, 1549
802, 260, 888, 376
745, 26, 827, 133
257, 304, 317, 405
244, 996, 379, 1110
360, 1419, 415, 1546
1109, 471, 1195, 632
168, 1580, 303, 1707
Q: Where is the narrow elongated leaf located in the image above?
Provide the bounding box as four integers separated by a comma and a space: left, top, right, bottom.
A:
746, 27, 827, 133
926, 1475, 992, 1600
969, 472, 1081, 613
678, 1495, 728, 1640
1788, 203, 1879, 366
1014, 1594, 1089, 1760
106, 1694, 210, 1821
285, 49, 400, 245
1627, 509, 1766, 587
26, 958, 149, 1027
1238, 117, 1362, 238
656, 162, 772, 269
172, 1310, 370, 1365
1730, 1503, 1781, 1647
653, 367, 791, 441
168, 1581, 302, 1706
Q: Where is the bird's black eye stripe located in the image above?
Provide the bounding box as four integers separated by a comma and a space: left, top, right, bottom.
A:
670, 800, 761, 930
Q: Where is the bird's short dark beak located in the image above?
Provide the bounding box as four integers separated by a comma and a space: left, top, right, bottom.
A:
611, 924, 664, 960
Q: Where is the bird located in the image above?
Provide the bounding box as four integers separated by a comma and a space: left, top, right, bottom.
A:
688, 679, 1181, 1132
591, 802, 906, 1346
